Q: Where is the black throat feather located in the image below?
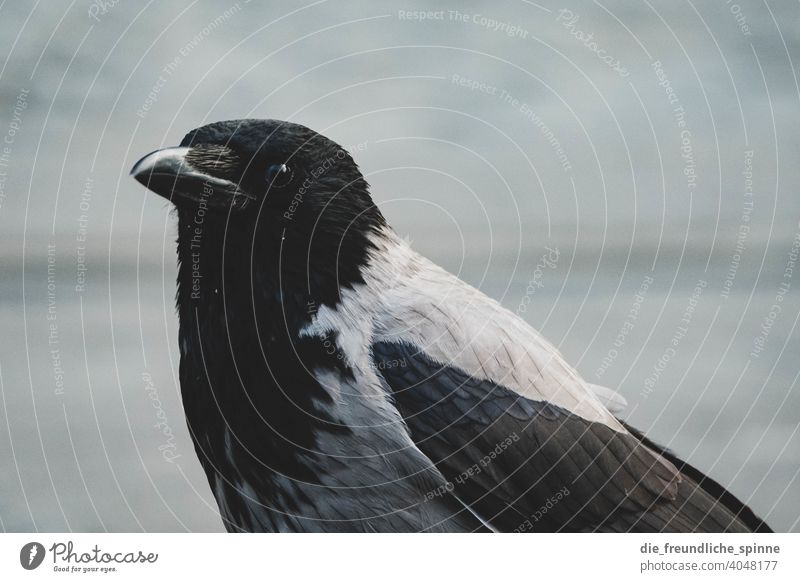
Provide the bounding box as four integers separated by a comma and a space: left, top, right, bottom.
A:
174, 203, 382, 495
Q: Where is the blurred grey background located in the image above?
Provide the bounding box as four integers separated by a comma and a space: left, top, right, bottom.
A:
1, 0, 799, 532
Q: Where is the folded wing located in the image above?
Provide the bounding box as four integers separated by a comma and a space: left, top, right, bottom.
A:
366, 249, 759, 531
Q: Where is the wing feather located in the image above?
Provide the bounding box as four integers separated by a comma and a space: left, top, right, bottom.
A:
373, 340, 753, 532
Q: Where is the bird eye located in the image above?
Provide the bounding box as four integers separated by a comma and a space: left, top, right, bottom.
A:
265, 163, 292, 188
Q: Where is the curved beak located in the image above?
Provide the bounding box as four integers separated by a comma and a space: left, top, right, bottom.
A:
130, 146, 252, 208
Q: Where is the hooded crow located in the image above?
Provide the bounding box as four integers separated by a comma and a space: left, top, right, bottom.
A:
131, 119, 771, 533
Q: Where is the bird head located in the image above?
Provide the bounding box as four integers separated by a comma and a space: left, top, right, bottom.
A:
131, 118, 384, 237
131, 119, 386, 305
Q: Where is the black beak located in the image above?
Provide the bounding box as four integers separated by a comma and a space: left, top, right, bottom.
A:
130, 146, 252, 208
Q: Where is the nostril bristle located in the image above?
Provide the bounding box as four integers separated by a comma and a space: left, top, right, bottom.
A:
185, 144, 240, 180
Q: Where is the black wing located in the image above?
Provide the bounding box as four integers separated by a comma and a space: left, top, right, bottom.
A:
373, 340, 762, 532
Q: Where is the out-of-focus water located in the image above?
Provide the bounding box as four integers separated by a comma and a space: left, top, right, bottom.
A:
1, 0, 799, 532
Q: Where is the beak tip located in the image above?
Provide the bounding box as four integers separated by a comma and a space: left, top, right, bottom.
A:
130, 152, 154, 181
129, 164, 148, 187
129, 146, 188, 188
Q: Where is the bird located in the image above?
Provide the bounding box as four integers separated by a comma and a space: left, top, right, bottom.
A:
131, 118, 771, 533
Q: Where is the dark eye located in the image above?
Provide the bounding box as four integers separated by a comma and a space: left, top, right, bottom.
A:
265, 163, 293, 188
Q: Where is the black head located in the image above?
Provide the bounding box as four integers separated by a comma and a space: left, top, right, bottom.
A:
132, 119, 383, 232
131, 119, 386, 306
